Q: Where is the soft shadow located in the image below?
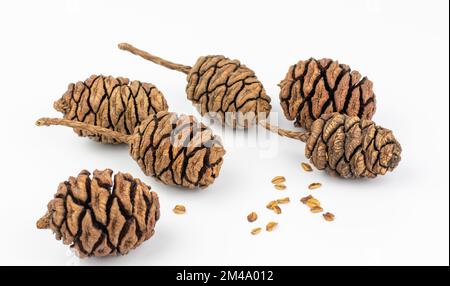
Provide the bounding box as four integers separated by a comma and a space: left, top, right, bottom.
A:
83, 140, 129, 153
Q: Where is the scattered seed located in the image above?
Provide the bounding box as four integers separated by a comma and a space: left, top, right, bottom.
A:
247, 212, 258, 222
266, 200, 278, 209
173, 205, 186, 214
300, 195, 313, 204
301, 162, 313, 172
276, 197, 290, 204
306, 198, 321, 208
274, 184, 286, 190
266, 222, 278, 232
301, 195, 321, 208
251, 227, 262, 235
323, 212, 335, 221
272, 205, 282, 214
310, 206, 323, 213
308, 183, 322, 190
271, 176, 286, 184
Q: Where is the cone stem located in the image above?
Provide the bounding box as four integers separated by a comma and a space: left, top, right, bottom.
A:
36, 118, 132, 144
118, 42, 192, 74
259, 120, 309, 142
36, 211, 52, 229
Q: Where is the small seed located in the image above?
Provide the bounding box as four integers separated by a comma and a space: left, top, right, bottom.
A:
276, 197, 290, 204
266, 200, 278, 209
308, 183, 322, 190
247, 212, 258, 222
301, 162, 313, 172
310, 206, 323, 213
323, 212, 335, 221
274, 184, 286, 190
300, 195, 313, 204
251, 227, 262, 235
266, 222, 278, 232
173, 205, 186, 214
300, 195, 321, 208
272, 205, 282, 214
271, 176, 286, 184
306, 198, 321, 208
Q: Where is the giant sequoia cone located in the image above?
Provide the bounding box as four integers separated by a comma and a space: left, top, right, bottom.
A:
36, 111, 225, 189
118, 43, 271, 128
279, 58, 376, 130
36, 169, 160, 258
305, 113, 401, 178
54, 75, 168, 144
262, 113, 401, 178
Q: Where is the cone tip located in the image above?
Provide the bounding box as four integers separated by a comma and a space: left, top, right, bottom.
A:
53, 96, 69, 114
36, 212, 51, 229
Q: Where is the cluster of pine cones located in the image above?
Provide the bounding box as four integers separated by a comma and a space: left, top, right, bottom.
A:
35, 42, 402, 258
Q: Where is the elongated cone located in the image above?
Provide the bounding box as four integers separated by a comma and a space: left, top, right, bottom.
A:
36, 111, 226, 188
54, 74, 168, 144
261, 113, 401, 178
305, 113, 401, 178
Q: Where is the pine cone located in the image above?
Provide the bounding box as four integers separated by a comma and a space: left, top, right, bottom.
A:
129, 111, 226, 188
305, 113, 401, 178
279, 58, 376, 130
37, 111, 226, 189
117, 43, 271, 128
186, 56, 272, 128
54, 75, 168, 144
36, 169, 160, 258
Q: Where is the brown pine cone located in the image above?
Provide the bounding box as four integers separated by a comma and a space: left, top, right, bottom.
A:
36, 169, 160, 258
129, 111, 226, 188
305, 113, 401, 178
279, 58, 376, 130
117, 43, 271, 129
54, 75, 169, 144
186, 56, 272, 128
37, 111, 226, 189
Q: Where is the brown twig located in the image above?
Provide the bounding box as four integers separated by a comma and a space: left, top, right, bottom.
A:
259, 120, 309, 142
118, 42, 192, 74
36, 118, 133, 144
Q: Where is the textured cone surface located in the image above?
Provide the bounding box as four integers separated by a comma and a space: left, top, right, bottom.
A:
305, 113, 401, 178
279, 58, 376, 130
186, 56, 271, 128
129, 111, 226, 188
55, 75, 168, 144
40, 169, 160, 258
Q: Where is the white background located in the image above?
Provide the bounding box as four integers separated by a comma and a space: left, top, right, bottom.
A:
0, 0, 448, 266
